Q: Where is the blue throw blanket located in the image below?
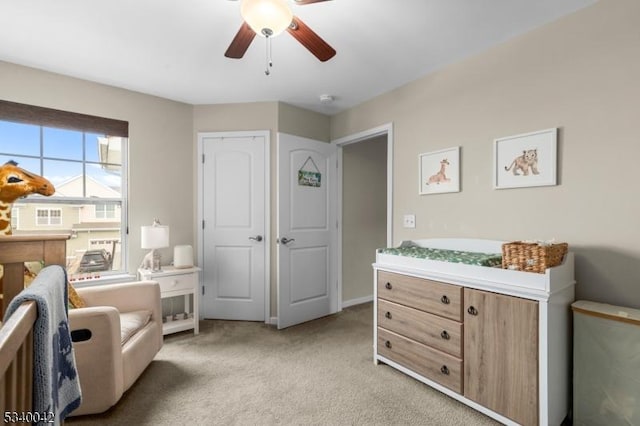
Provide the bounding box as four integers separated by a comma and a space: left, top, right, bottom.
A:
3, 265, 82, 424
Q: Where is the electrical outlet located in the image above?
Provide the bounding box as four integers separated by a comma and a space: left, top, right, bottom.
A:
403, 214, 416, 228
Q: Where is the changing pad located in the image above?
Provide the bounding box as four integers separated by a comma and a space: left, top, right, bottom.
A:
377, 246, 502, 267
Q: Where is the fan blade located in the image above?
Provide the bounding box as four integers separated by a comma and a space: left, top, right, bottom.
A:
293, 0, 332, 4
224, 22, 256, 59
287, 16, 336, 62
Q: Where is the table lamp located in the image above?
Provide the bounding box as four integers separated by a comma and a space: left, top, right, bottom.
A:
141, 218, 170, 272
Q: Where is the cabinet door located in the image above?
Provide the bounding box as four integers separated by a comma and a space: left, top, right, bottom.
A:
464, 288, 538, 426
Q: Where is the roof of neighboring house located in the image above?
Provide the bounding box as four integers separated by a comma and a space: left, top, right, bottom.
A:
72, 222, 120, 231
54, 175, 121, 198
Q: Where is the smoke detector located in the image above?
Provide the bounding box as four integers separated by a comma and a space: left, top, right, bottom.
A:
319, 94, 334, 104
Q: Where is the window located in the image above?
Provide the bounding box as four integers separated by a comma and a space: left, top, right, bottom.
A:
0, 100, 129, 281
95, 203, 116, 219
36, 208, 62, 226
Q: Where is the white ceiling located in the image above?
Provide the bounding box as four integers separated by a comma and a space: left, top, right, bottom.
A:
0, 0, 596, 115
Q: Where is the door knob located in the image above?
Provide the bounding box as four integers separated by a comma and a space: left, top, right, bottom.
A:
249, 235, 263, 242
278, 237, 295, 245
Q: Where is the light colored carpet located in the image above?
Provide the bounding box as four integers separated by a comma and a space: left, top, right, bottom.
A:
67, 303, 500, 425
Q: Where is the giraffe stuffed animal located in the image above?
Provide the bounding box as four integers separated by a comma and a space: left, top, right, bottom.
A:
0, 160, 55, 235
0, 161, 55, 299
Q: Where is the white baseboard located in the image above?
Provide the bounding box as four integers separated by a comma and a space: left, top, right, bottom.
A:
342, 295, 373, 309
269, 317, 278, 325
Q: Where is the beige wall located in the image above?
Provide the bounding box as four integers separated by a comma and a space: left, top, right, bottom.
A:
331, 0, 640, 308
278, 102, 330, 142
0, 61, 194, 275
193, 101, 330, 317
342, 135, 387, 302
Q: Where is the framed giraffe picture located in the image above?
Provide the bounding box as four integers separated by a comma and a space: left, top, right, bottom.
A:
419, 146, 460, 195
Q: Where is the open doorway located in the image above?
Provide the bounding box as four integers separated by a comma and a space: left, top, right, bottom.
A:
335, 124, 393, 309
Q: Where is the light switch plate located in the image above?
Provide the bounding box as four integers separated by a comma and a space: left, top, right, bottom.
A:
403, 214, 416, 228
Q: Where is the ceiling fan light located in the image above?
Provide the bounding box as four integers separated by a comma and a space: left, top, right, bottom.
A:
241, 0, 293, 37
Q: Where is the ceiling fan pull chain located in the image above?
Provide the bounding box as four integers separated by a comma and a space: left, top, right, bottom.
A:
265, 35, 273, 76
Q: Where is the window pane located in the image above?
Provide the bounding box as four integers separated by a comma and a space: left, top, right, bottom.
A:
95, 204, 105, 219
87, 163, 121, 197
0, 155, 41, 174
43, 127, 83, 160
13, 200, 124, 279
43, 159, 84, 196
50, 209, 62, 225
36, 209, 49, 225
0, 121, 40, 157
69, 204, 123, 278
84, 133, 103, 162
94, 203, 116, 219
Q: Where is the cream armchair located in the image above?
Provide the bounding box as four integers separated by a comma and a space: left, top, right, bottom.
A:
68, 281, 163, 416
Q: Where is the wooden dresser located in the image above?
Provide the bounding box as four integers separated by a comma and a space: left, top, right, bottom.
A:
377, 271, 464, 394
373, 239, 575, 426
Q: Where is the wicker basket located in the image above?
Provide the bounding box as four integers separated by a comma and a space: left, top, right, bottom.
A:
502, 241, 568, 273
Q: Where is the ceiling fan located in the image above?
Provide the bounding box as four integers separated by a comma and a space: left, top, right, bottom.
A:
225, 0, 336, 63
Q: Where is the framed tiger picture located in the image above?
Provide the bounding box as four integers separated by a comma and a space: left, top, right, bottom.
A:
493, 128, 557, 189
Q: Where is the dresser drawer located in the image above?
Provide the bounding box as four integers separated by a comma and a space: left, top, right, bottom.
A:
377, 271, 462, 321
378, 299, 462, 358
154, 273, 196, 293
378, 328, 462, 394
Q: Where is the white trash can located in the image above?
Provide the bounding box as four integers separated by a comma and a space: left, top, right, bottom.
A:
572, 301, 640, 425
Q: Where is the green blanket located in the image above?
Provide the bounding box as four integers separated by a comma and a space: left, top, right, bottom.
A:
377, 246, 502, 267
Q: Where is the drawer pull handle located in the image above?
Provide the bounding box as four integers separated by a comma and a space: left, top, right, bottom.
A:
385, 282, 392, 290
467, 306, 478, 316
440, 365, 450, 375
385, 311, 392, 319
440, 295, 450, 305
385, 340, 392, 349
440, 330, 450, 340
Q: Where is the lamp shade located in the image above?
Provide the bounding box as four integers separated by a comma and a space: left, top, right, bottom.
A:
241, 0, 293, 37
141, 225, 169, 249
174, 245, 194, 269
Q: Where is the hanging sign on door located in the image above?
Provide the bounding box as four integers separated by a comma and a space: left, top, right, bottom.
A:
298, 156, 321, 187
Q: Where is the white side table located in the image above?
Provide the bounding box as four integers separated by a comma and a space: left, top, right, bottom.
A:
138, 266, 200, 335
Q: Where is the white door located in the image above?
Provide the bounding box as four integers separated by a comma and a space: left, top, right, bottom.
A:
201, 133, 268, 321
277, 133, 337, 329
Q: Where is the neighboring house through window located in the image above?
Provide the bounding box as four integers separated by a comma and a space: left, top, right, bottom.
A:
0, 100, 129, 281
10, 207, 18, 230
